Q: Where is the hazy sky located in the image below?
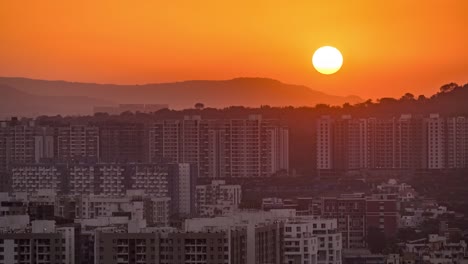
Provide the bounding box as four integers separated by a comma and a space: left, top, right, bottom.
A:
1, 1, 467, 99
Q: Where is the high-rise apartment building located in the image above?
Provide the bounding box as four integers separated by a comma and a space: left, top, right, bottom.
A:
168, 163, 197, 218
317, 116, 334, 170
425, 114, 446, 169
395, 114, 425, 169
332, 116, 368, 170
317, 114, 468, 171
0, 119, 54, 172
446, 116, 468, 168
55, 125, 99, 162
98, 122, 147, 163
149, 115, 289, 178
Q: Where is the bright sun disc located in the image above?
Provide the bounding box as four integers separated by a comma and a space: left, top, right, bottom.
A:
312, 46, 343, 75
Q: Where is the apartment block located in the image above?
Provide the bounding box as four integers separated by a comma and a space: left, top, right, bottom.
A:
55, 125, 99, 162
98, 122, 147, 163
195, 180, 241, 217
11, 165, 66, 193
446, 116, 468, 168
94, 229, 247, 264
168, 163, 197, 218
316, 114, 468, 171
320, 195, 367, 249
317, 116, 334, 170
0, 220, 76, 264
425, 114, 446, 169
316, 194, 399, 249
365, 194, 399, 238
185, 209, 341, 264
149, 115, 289, 179
0, 119, 54, 172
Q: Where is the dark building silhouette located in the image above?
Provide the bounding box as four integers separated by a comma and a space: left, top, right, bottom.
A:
98, 122, 147, 163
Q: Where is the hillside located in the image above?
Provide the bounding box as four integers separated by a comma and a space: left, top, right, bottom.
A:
0, 84, 112, 117
0, 77, 362, 111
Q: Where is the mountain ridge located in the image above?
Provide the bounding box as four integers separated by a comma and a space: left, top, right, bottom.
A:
0, 76, 362, 112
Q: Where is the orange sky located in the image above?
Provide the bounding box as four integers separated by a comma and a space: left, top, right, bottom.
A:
1, 1, 467, 99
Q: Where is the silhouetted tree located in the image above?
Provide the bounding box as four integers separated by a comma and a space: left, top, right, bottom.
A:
440, 83, 458, 93
194, 103, 205, 110
400, 93, 415, 101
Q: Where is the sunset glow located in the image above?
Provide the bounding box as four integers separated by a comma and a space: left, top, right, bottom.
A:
0, 1, 467, 98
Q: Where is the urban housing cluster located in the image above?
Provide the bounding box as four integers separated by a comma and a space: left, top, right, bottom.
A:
0, 113, 467, 264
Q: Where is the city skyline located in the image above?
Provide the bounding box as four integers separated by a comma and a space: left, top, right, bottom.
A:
1, 1, 467, 264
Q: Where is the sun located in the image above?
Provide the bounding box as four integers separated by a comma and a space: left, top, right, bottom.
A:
312, 46, 343, 75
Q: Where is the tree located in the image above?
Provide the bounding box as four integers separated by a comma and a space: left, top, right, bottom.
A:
417, 95, 427, 101
400, 93, 415, 101
194, 103, 205, 110
440, 83, 458, 93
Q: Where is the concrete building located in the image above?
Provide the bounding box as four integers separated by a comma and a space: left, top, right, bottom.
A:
55, 125, 99, 162
425, 114, 446, 169
185, 209, 342, 264
195, 180, 241, 217
76, 195, 145, 220
319, 194, 367, 249
396, 115, 425, 169
169, 163, 197, 218
366, 194, 399, 238
73, 193, 170, 227
367, 117, 398, 169
98, 122, 147, 163
0, 220, 76, 264
68, 164, 170, 196
404, 234, 467, 264
317, 116, 333, 170
0, 119, 54, 172
315, 114, 467, 170
145, 197, 171, 226
11, 165, 66, 193
284, 218, 342, 264
447, 116, 468, 169
316, 193, 399, 249
149, 115, 289, 178
332, 116, 368, 170
94, 228, 247, 264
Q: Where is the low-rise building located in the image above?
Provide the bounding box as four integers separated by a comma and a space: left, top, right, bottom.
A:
94, 228, 247, 264
0, 220, 76, 264
195, 180, 241, 216
404, 234, 467, 264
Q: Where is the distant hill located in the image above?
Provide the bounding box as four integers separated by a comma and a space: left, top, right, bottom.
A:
0, 77, 362, 112
0, 84, 112, 117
